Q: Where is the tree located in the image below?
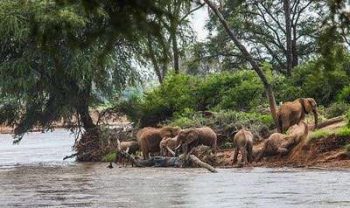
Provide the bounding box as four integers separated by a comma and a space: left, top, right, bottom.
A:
139, 1, 202, 82
197, 0, 326, 75
0, 0, 172, 141
203, 0, 279, 128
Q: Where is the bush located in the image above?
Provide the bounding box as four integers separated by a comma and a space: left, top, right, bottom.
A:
168, 110, 274, 135
102, 152, 116, 162
117, 71, 272, 127
290, 55, 350, 105
324, 102, 350, 118
337, 86, 350, 103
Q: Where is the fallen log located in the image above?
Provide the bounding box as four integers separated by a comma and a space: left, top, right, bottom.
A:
310, 116, 345, 131
111, 146, 217, 172
188, 154, 217, 173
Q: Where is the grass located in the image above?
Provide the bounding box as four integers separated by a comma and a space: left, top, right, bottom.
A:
102, 152, 116, 162
308, 126, 350, 143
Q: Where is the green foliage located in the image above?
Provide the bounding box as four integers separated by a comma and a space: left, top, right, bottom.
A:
102, 152, 116, 162
308, 129, 331, 141
168, 110, 274, 133
0, 0, 173, 139
337, 86, 350, 103
116, 71, 269, 126
309, 126, 350, 142
347, 110, 350, 128
336, 127, 350, 138
324, 102, 350, 118
290, 56, 350, 105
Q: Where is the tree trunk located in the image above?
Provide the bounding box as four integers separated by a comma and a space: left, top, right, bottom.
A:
204, 0, 278, 127
292, 25, 298, 67
77, 102, 96, 130
147, 35, 163, 83
283, 0, 293, 76
170, 26, 180, 74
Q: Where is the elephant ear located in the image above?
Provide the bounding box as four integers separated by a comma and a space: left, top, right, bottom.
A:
300, 98, 312, 113
304, 98, 316, 113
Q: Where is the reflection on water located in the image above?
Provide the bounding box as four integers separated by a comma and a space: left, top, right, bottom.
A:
0, 131, 349, 208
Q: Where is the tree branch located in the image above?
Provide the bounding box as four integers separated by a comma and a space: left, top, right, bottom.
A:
180, 3, 205, 23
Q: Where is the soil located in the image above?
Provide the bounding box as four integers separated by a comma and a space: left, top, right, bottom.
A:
216, 121, 350, 169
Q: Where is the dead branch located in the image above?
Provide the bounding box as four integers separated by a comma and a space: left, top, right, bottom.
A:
310, 116, 345, 131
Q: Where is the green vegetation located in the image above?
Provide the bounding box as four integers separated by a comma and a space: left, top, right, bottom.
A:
102, 152, 117, 162
308, 126, 350, 142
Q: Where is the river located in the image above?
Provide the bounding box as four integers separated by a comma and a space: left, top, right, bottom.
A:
0, 130, 349, 208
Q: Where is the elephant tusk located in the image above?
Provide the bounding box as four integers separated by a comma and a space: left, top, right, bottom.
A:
166, 146, 176, 156
175, 142, 182, 150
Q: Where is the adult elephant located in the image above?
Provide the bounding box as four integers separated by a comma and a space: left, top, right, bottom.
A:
277, 98, 317, 133
174, 127, 217, 156
137, 126, 180, 159
232, 129, 253, 166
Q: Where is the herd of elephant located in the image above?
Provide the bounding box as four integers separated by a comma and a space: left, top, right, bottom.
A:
118, 98, 318, 166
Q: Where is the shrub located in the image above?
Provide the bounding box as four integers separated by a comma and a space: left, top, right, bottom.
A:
324, 102, 350, 118
337, 86, 350, 103
290, 55, 350, 105
102, 152, 116, 162
117, 71, 273, 127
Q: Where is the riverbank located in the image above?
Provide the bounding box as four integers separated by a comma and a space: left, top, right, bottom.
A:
216, 121, 350, 169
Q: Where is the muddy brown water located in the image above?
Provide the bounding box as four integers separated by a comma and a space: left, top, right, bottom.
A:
0, 131, 349, 208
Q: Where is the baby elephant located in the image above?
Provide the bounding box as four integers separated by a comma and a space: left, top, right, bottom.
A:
255, 121, 308, 161
160, 136, 177, 157
232, 129, 254, 166
120, 141, 139, 154
117, 140, 139, 166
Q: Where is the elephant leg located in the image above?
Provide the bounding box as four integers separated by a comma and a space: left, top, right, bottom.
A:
247, 143, 253, 163
255, 142, 267, 162
232, 147, 239, 165
277, 147, 288, 156
212, 141, 217, 156
240, 147, 247, 165
143, 150, 149, 160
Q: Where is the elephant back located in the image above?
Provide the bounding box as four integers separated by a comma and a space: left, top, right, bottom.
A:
196, 127, 217, 146
233, 129, 253, 147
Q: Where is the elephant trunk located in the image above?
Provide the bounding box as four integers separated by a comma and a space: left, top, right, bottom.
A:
313, 109, 318, 129
174, 141, 182, 157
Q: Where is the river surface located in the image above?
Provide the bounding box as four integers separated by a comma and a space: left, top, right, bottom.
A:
0, 131, 349, 208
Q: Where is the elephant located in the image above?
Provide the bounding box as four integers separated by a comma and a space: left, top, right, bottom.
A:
159, 136, 178, 156
255, 121, 308, 161
137, 126, 180, 159
277, 98, 317, 133
116, 140, 139, 166
232, 129, 254, 166
174, 127, 217, 156
119, 141, 139, 155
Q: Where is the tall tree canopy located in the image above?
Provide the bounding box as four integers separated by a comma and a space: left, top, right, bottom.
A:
0, 0, 175, 141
